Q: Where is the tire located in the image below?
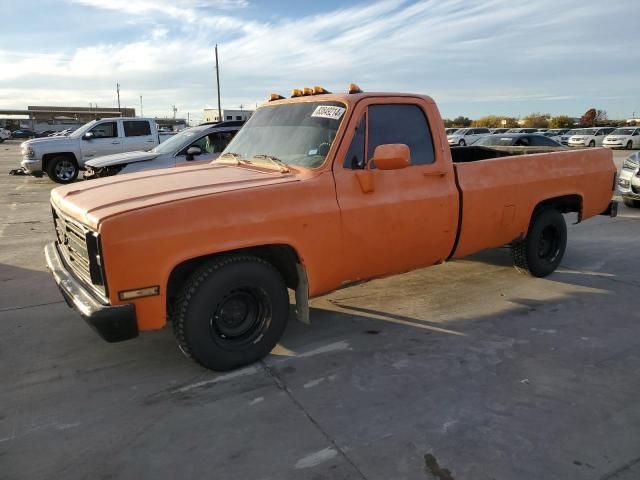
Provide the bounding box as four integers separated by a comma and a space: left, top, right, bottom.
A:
171, 255, 289, 371
511, 208, 567, 277
459, 139, 466, 146
0, 138, 4, 144
46, 156, 78, 184
626, 141, 633, 150
623, 197, 640, 208
588, 140, 595, 147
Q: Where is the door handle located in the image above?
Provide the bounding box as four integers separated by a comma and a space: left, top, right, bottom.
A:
111, 141, 120, 144
423, 171, 447, 177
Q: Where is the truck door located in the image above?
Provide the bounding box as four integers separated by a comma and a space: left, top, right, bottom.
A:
333, 99, 459, 283
80, 121, 123, 162
122, 120, 157, 151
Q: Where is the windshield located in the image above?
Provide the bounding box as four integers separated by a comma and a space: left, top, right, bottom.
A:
611, 128, 635, 135
566, 129, 582, 135
451, 128, 468, 135
577, 129, 596, 135
445, 128, 459, 134
476, 136, 518, 146
69, 120, 98, 138
219, 101, 346, 169
151, 128, 199, 154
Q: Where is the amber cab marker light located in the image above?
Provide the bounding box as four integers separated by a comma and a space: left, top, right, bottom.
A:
270, 93, 285, 101
291, 88, 303, 97
348, 83, 363, 94
118, 286, 160, 301
303, 87, 313, 96
313, 86, 331, 94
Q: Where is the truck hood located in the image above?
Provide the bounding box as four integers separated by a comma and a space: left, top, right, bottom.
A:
51, 163, 299, 229
23, 136, 75, 149
85, 150, 159, 168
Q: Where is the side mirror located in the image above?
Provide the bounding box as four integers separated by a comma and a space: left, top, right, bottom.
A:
83, 132, 94, 140
371, 144, 411, 170
185, 146, 202, 161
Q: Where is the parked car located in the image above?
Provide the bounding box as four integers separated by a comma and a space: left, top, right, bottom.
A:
445, 128, 459, 135
20, 117, 164, 183
568, 127, 615, 148
84, 122, 243, 179
603, 127, 640, 150
490, 128, 510, 134
506, 128, 538, 134
474, 133, 564, 148
618, 152, 640, 208
11, 128, 36, 139
447, 127, 491, 146
559, 129, 583, 145
0, 128, 10, 143
45, 87, 617, 370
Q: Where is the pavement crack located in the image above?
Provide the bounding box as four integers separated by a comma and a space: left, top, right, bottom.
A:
0, 300, 65, 312
599, 454, 640, 480
259, 360, 369, 479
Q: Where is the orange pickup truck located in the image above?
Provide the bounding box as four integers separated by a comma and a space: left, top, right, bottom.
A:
45, 85, 618, 370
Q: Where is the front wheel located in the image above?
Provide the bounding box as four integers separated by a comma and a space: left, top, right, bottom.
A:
511, 208, 567, 277
171, 255, 289, 371
626, 141, 633, 150
47, 156, 78, 183
588, 140, 596, 147
459, 139, 466, 146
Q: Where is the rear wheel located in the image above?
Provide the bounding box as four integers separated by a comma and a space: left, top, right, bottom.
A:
171, 255, 289, 371
511, 208, 567, 277
588, 140, 596, 147
46, 156, 78, 184
623, 197, 640, 208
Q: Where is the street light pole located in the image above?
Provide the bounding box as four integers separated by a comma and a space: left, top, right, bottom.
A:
215, 44, 222, 122
116, 83, 121, 113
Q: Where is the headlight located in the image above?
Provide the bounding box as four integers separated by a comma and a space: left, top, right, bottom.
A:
623, 157, 639, 170
22, 146, 35, 158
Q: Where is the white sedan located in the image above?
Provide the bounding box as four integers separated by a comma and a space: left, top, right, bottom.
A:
447, 127, 491, 146
0, 128, 10, 143
568, 127, 615, 147
603, 127, 640, 150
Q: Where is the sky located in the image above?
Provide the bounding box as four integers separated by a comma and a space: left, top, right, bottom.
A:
1, 0, 639, 123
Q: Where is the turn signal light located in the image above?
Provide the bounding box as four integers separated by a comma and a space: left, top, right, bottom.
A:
291, 88, 303, 97
118, 285, 160, 301
269, 93, 285, 101
303, 87, 313, 96
313, 86, 331, 94
348, 83, 362, 94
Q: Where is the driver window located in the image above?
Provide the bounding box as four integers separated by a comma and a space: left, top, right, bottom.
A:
89, 122, 118, 138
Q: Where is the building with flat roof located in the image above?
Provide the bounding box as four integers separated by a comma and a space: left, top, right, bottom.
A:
203, 108, 253, 123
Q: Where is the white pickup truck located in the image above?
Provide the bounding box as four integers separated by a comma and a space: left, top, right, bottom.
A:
20, 117, 164, 183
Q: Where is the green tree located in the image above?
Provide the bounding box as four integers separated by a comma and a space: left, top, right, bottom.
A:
452, 116, 472, 127
548, 115, 574, 129
472, 115, 518, 128
522, 113, 550, 128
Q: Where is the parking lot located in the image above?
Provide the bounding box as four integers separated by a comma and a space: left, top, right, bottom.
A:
1, 139, 639, 479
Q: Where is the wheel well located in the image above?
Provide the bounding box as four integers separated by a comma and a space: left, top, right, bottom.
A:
166, 244, 302, 311
42, 152, 78, 172
533, 194, 583, 222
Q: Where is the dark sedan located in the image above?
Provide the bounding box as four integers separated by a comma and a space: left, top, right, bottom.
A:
10, 129, 36, 139
475, 133, 564, 148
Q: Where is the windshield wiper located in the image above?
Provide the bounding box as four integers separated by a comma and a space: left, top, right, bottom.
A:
218, 152, 251, 165
252, 154, 290, 173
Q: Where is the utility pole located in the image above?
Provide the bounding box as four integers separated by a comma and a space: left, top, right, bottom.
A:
215, 44, 222, 122
116, 83, 121, 113
140, 95, 143, 117
172, 105, 177, 119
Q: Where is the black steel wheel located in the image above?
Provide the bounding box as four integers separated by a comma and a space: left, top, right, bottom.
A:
171, 255, 289, 371
511, 208, 567, 277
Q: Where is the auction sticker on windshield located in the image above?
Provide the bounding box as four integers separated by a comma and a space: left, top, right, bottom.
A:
312, 105, 346, 120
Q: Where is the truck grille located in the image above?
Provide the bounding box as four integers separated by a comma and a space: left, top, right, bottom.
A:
52, 207, 107, 298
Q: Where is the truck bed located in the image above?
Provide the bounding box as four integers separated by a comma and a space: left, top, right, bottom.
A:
450, 148, 616, 258
451, 145, 567, 163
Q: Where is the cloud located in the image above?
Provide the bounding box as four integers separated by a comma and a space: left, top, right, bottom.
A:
1, 0, 638, 119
